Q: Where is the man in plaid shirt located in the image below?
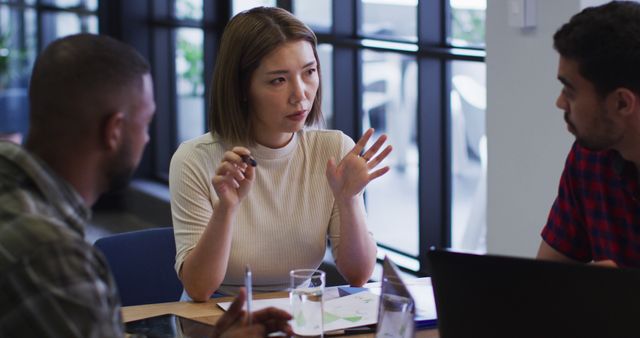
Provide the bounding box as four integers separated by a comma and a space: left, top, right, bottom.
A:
538, 1, 640, 267
0, 34, 291, 337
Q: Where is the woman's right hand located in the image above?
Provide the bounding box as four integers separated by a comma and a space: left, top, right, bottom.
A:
212, 147, 256, 209
182, 148, 256, 300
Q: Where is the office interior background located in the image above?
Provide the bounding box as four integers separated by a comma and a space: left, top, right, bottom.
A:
0, 0, 606, 276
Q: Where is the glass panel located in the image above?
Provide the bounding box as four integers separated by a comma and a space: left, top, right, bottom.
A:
52, 0, 98, 11
86, 0, 97, 11
317, 44, 333, 128
85, 14, 98, 33
41, 11, 97, 46
52, 12, 82, 39
176, 28, 205, 143
175, 0, 203, 21
449, 0, 486, 48
450, 60, 486, 252
0, 5, 36, 142
361, 0, 417, 42
361, 50, 418, 257
4, 0, 36, 4
293, 0, 331, 32
232, 0, 275, 16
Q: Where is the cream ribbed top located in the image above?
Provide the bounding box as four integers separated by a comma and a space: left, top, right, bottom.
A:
169, 129, 365, 295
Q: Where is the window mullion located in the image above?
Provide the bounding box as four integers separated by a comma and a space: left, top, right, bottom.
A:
331, 0, 359, 139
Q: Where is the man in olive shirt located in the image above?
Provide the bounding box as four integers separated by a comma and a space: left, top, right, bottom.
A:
0, 34, 291, 337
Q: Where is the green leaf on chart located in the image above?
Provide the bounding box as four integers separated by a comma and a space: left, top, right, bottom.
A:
323, 311, 340, 324
343, 316, 363, 322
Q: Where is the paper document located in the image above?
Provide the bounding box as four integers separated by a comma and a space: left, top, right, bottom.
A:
341, 278, 438, 328
217, 291, 379, 333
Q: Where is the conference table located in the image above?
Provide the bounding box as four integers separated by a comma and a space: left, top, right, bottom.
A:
122, 281, 439, 338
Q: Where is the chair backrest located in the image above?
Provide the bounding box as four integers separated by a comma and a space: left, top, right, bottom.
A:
94, 227, 182, 306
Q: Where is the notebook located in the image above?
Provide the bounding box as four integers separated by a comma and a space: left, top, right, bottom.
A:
427, 249, 640, 338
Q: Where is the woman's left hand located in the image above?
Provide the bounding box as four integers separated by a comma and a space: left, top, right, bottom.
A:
326, 128, 393, 201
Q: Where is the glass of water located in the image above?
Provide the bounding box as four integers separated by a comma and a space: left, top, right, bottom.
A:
289, 269, 325, 337
375, 293, 415, 338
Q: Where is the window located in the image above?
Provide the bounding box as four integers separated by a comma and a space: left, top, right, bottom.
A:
175, 24, 205, 143
361, 0, 417, 42
449, 0, 486, 254
120, 0, 227, 179
293, 0, 331, 33
317, 43, 334, 127
113, 0, 486, 275
294, 0, 487, 273
361, 49, 420, 264
232, 0, 274, 15
0, 0, 98, 143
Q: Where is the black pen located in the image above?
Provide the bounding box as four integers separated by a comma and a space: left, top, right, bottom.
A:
342, 326, 376, 335
241, 154, 257, 167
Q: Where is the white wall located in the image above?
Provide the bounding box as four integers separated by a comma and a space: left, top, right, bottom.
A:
485, 0, 585, 257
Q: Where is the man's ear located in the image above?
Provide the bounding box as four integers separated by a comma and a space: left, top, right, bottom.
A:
102, 112, 125, 152
612, 88, 638, 117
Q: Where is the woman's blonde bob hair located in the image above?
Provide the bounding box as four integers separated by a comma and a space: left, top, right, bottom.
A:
208, 6, 323, 145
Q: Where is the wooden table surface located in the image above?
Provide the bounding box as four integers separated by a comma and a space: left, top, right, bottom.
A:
122, 291, 439, 337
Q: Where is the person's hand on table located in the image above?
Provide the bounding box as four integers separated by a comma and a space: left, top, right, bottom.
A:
215, 288, 293, 337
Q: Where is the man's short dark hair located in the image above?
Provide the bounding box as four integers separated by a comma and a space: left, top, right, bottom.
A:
28, 33, 150, 139
554, 1, 640, 97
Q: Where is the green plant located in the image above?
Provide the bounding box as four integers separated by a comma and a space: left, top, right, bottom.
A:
0, 33, 28, 89
175, 0, 201, 20
0, 34, 10, 88
451, 9, 486, 48
177, 37, 203, 96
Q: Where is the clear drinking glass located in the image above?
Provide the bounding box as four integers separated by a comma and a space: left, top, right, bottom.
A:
376, 293, 415, 338
375, 274, 415, 338
290, 269, 325, 337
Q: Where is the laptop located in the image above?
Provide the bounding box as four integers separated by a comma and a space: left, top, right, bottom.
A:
427, 249, 640, 338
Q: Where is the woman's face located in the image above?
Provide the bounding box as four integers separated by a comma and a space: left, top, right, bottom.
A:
247, 40, 319, 148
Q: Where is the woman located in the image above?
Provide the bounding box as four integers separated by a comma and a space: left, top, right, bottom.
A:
169, 6, 392, 301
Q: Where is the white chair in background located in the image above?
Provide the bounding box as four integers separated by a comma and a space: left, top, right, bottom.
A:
450, 89, 469, 176
451, 74, 488, 252
452, 75, 486, 161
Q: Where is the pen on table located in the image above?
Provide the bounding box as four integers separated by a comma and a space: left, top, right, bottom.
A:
343, 326, 376, 335
241, 154, 257, 167
245, 265, 253, 326
325, 326, 377, 336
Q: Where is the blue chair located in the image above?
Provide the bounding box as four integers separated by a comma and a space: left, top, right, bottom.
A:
94, 227, 183, 306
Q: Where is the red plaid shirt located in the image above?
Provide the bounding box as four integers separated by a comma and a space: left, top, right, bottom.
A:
542, 142, 640, 267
